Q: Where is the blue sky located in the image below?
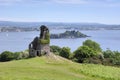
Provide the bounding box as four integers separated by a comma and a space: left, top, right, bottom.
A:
0, 0, 120, 24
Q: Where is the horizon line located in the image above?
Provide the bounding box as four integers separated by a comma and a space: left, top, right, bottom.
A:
0, 20, 120, 25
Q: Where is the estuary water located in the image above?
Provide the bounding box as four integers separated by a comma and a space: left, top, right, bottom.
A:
0, 30, 120, 53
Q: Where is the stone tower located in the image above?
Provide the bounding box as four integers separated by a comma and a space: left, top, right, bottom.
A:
29, 25, 50, 57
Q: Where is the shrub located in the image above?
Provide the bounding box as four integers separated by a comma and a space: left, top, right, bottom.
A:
113, 51, 120, 65
73, 46, 97, 63
0, 51, 14, 61
83, 56, 103, 64
50, 45, 61, 55
13, 52, 22, 60
0, 50, 29, 62
13, 50, 29, 60
103, 49, 120, 66
59, 47, 71, 59
83, 39, 102, 52
21, 51, 29, 59
103, 49, 114, 58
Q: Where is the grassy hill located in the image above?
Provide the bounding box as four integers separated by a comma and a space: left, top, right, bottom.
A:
0, 54, 120, 80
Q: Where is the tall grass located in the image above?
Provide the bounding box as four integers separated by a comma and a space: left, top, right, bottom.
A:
0, 56, 119, 80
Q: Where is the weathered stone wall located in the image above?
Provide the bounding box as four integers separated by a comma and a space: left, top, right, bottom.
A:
29, 25, 50, 57
40, 44, 50, 55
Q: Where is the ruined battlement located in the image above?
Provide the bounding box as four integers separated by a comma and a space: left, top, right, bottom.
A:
29, 25, 50, 57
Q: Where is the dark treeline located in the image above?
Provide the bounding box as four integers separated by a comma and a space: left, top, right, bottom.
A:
0, 50, 29, 62
0, 39, 120, 67
50, 30, 89, 39
50, 39, 120, 67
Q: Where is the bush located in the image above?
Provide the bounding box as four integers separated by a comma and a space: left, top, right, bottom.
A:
113, 51, 120, 65
103, 49, 120, 66
21, 51, 29, 59
83, 39, 102, 52
73, 46, 97, 63
13, 52, 22, 60
0, 50, 29, 62
83, 56, 103, 64
50, 45, 61, 55
103, 49, 114, 58
59, 47, 71, 59
0, 51, 14, 61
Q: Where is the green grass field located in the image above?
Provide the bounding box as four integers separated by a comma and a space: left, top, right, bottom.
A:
0, 54, 120, 80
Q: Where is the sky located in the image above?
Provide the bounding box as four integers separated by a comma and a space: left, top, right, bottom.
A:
0, 0, 120, 24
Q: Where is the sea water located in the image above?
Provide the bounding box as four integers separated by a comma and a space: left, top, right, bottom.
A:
0, 30, 120, 53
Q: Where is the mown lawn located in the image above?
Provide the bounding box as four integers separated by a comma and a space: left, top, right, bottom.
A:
0, 55, 120, 80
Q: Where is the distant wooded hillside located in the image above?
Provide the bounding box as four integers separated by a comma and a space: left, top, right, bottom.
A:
50, 30, 89, 39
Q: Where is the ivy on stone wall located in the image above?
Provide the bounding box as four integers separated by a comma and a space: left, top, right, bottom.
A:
39, 33, 50, 44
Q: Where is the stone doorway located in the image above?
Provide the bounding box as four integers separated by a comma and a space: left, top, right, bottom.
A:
37, 51, 40, 56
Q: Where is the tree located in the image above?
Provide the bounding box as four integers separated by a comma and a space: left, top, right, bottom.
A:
50, 45, 61, 55
83, 39, 102, 52
103, 49, 120, 65
13, 52, 22, 60
113, 51, 120, 65
0, 51, 14, 61
103, 49, 114, 58
59, 47, 71, 59
73, 46, 96, 63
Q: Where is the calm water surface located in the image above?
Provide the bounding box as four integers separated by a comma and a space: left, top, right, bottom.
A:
0, 30, 120, 53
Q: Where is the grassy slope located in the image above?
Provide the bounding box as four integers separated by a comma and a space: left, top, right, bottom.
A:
0, 54, 120, 80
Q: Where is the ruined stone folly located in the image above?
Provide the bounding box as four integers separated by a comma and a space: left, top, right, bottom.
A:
29, 25, 50, 57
